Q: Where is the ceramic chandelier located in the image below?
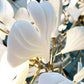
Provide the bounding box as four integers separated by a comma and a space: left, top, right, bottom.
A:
0, 0, 84, 84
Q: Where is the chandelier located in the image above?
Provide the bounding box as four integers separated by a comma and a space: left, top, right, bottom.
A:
0, 0, 84, 84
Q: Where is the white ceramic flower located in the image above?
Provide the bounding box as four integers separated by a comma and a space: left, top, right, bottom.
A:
7, 1, 56, 67
38, 72, 75, 84
0, 1, 56, 84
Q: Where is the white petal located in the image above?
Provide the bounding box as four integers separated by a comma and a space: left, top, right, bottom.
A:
40, 1, 56, 36
50, 0, 62, 37
61, 26, 84, 54
4, 17, 16, 31
13, 61, 29, 84
27, 1, 47, 37
0, 18, 15, 31
15, 7, 31, 22
38, 73, 75, 84
65, 5, 83, 21
7, 21, 49, 67
0, 0, 14, 20
40, 1, 56, 44
0, 0, 15, 30
70, 0, 78, 6
49, 0, 62, 27
0, 51, 29, 84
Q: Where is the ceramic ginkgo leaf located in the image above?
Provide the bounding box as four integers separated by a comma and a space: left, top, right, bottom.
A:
14, 7, 31, 22
60, 26, 84, 54
38, 73, 75, 84
7, 1, 56, 67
